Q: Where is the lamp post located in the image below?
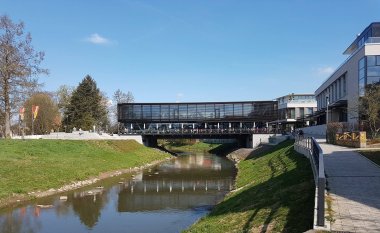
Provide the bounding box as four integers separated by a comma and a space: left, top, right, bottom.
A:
326, 96, 329, 142
326, 96, 329, 125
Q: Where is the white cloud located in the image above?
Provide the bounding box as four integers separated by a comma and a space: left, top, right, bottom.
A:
316, 66, 335, 75
85, 33, 111, 45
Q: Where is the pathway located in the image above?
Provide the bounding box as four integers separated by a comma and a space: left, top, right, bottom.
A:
319, 141, 380, 232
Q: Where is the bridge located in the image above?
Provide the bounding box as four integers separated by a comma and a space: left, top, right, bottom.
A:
117, 101, 279, 147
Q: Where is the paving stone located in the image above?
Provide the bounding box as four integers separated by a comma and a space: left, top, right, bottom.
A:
317, 141, 380, 233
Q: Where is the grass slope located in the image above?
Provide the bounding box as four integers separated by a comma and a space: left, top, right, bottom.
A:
0, 140, 170, 204
185, 140, 314, 233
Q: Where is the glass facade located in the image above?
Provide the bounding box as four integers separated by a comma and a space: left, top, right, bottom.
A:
359, 56, 380, 96
118, 101, 278, 123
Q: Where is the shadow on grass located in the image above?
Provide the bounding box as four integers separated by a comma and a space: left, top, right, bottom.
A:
189, 141, 314, 233
208, 143, 238, 156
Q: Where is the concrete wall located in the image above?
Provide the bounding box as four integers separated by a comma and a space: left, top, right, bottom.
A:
299, 125, 327, 137
251, 134, 282, 148
12, 132, 144, 144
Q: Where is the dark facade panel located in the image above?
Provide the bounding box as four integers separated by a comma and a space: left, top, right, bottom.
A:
118, 101, 278, 123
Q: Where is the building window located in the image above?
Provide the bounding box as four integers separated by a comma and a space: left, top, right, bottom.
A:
359, 57, 366, 96
365, 56, 380, 86
299, 108, 304, 118
342, 75, 346, 96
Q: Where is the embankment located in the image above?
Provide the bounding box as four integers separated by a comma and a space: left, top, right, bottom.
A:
0, 139, 171, 208
184, 140, 314, 233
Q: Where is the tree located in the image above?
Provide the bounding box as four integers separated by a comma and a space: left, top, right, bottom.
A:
359, 84, 380, 139
113, 89, 134, 104
111, 89, 134, 133
65, 75, 107, 131
0, 15, 48, 138
24, 92, 61, 134
56, 85, 74, 114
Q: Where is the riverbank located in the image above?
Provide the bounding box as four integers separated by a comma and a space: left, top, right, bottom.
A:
0, 139, 172, 208
185, 140, 314, 232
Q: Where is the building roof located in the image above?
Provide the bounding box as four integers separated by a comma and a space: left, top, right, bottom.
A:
343, 22, 380, 55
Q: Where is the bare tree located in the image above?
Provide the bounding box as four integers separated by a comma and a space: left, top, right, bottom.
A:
113, 89, 134, 104
359, 84, 380, 139
111, 89, 134, 133
0, 15, 48, 138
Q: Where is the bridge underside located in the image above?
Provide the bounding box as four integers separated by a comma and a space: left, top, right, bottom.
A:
142, 134, 254, 148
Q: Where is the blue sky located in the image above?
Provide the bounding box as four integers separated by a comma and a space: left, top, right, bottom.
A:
1, 0, 380, 102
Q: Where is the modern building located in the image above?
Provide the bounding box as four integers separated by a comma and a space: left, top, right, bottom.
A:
270, 94, 317, 132
118, 101, 278, 132
315, 22, 380, 126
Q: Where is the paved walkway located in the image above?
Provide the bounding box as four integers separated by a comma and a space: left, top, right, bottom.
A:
319, 141, 380, 232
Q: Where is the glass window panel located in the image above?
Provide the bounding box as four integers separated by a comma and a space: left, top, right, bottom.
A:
170, 105, 179, 120
225, 104, 233, 118
179, 104, 187, 120
367, 76, 380, 84
367, 56, 376, 67
367, 66, 380, 76
377, 56, 380, 66
160, 105, 169, 120
299, 108, 304, 118
142, 105, 152, 119
215, 104, 224, 119
233, 103, 243, 117
151, 105, 160, 120
205, 104, 214, 119
343, 76, 346, 96
359, 57, 365, 69
133, 105, 142, 119
359, 78, 365, 96
196, 104, 205, 118
243, 103, 253, 117
359, 68, 365, 79
187, 104, 197, 119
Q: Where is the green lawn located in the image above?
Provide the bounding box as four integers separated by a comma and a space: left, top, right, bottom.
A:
184, 140, 314, 233
0, 139, 170, 205
360, 150, 380, 166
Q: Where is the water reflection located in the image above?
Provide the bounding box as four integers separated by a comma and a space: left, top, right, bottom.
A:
0, 152, 236, 233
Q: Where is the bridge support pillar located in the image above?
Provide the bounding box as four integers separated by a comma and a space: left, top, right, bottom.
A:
142, 136, 158, 147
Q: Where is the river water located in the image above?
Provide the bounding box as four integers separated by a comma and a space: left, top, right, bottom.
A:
0, 152, 236, 233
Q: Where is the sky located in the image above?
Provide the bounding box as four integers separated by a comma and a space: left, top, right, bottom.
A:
1, 0, 380, 103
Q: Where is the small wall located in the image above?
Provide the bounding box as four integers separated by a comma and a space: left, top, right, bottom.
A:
335, 131, 366, 148
251, 134, 281, 148
12, 133, 144, 144
299, 124, 327, 137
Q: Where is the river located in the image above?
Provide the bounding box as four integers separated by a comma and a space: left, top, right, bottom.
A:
0, 152, 236, 233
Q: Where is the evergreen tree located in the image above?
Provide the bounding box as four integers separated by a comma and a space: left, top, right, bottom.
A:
65, 75, 107, 131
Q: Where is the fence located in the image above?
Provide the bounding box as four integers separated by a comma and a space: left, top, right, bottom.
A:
294, 136, 326, 228
335, 131, 366, 148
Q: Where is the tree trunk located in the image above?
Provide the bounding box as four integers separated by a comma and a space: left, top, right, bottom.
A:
4, 78, 11, 138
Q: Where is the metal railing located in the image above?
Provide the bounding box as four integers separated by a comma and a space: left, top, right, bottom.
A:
121, 128, 275, 135
295, 136, 325, 227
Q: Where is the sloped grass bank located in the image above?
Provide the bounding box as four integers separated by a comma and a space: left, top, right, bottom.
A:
0, 140, 170, 206
185, 140, 314, 233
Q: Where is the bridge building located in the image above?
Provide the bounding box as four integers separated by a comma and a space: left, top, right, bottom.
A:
117, 101, 279, 147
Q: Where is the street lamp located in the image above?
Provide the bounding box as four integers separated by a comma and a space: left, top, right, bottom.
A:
326, 96, 330, 125
326, 96, 329, 142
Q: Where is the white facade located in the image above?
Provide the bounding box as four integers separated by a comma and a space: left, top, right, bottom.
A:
275, 94, 317, 131
315, 23, 380, 125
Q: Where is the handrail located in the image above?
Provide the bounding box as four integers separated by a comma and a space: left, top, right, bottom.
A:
294, 136, 325, 227
120, 128, 276, 135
